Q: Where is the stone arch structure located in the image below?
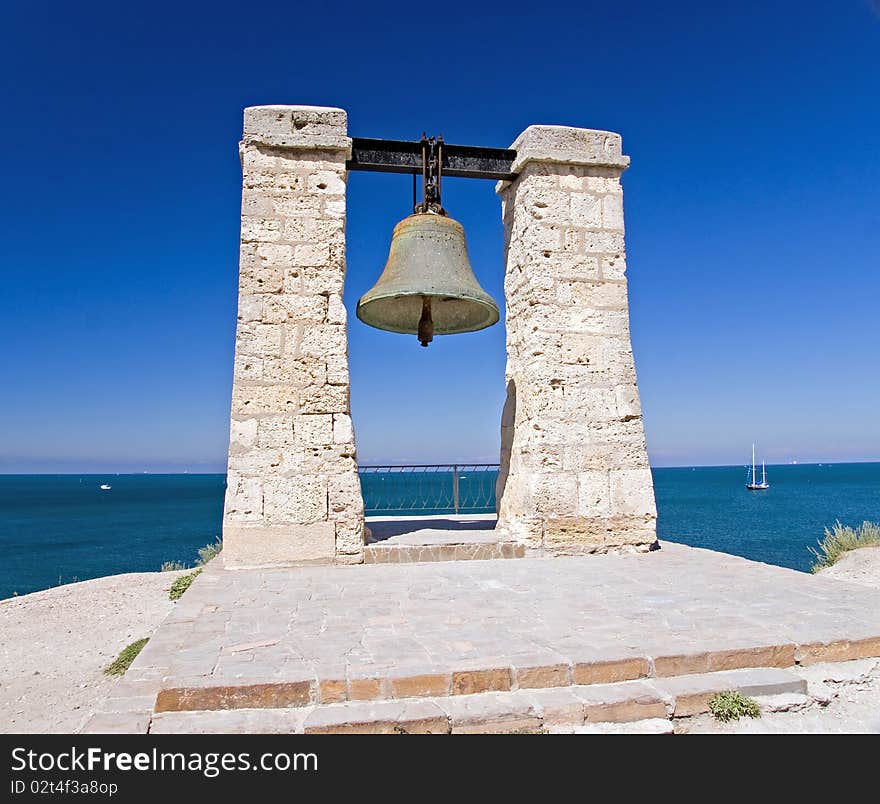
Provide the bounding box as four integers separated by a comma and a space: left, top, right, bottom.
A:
222, 105, 656, 568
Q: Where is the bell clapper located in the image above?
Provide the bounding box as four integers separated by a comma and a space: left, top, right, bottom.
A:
418, 296, 434, 347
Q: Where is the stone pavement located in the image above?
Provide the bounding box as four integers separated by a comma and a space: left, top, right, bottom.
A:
83, 542, 880, 733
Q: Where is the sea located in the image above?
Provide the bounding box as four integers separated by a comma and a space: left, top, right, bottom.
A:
1, 463, 878, 599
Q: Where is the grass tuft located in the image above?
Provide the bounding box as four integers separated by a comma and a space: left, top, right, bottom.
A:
160, 539, 221, 575
104, 638, 149, 676
708, 691, 761, 723
168, 569, 202, 601
196, 539, 222, 566
809, 520, 880, 573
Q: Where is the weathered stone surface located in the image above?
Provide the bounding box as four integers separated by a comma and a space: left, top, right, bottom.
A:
653, 645, 799, 678
794, 658, 880, 686
572, 656, 649, 685
750, 693, 810, 713
303, 700, 448, 734
150, 708, 311, 734
109, 543, 880, 733
224, 105, 364, 566
508, 125, 630, 173
243, 106, 351, 152
394, 701, 451, 734
563, 718, 673, 735
704, 644, 796, 673
318, 679, 348, 704
347, 677, 383, 701
390, 673, 452, 699
577, 680, 669, 723
223, 523, 335, 567
652, 667, 807, 718
523, 686, 585, 726
364, 541, 525, 564
495, 125, 656, 554
155, 680, 314, 713
795, 637, 880, 666
79, 712, 150, 735
515, 663, 571, 689
452, 668, 513, 696
441, 692, 542, 734
303, 700, 404, 734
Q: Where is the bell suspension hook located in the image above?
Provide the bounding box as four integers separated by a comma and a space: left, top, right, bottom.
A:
414, 134, 445, 216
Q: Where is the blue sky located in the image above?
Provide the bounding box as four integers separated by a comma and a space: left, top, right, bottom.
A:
1, 1, 878, 472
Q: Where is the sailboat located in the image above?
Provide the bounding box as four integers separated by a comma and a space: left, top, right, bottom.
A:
746, 444, 769, 490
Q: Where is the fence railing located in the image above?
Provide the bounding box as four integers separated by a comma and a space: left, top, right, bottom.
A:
357, 464, 500, 514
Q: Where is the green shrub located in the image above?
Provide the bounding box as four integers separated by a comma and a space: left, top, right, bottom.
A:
168, 569, 202, 601
104, 638, 149, 676
160, 560, 188, 572
708, 691, 761, 723
196, 539, 222, 566
809, 521, 880, 572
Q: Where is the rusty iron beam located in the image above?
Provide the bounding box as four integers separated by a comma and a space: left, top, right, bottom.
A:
347, 137, 517, 181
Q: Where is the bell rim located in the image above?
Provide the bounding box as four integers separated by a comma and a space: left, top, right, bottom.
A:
355, 292, 500, 336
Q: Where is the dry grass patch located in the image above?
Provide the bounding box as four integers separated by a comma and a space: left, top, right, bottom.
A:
810, 521, 880, 572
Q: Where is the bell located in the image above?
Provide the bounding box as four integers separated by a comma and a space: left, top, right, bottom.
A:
356, 212, 500, 347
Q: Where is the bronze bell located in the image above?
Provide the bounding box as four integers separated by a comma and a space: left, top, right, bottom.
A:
356, 212, 500, 347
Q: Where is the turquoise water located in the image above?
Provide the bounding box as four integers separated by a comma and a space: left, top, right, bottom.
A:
0, 475, 226, 599
654, 463, 879, 572
0, 463, 878, 598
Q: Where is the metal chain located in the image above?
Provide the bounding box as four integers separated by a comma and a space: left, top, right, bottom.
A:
414, 134, 446, 215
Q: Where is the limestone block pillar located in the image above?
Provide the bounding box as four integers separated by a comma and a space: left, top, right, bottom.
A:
223, 105, 364, 568
496, 125, 657, 554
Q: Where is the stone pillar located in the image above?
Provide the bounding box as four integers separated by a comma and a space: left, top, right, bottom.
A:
496, 125, 657, 554
223, 105, 364, 568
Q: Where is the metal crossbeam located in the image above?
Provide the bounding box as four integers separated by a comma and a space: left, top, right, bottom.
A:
347, 138, 517, 181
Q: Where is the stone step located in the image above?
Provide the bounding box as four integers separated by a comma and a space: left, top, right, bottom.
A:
650, 666, 807, 717
153, 641, 814, 716
147, 666, 806, 734
364, 541, 524, 564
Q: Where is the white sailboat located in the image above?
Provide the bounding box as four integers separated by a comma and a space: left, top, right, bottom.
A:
746, 444, 769, 490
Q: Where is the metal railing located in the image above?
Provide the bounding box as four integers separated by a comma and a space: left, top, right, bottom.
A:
358, 464, 500, 514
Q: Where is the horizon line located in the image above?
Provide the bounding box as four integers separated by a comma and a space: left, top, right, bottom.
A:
1, 458, 879, 476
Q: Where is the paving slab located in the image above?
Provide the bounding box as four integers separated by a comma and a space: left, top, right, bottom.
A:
109, 542, 880, 726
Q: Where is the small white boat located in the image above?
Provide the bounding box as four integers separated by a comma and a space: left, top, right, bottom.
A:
100, 484, 112, 491
746, 444, 769, 490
